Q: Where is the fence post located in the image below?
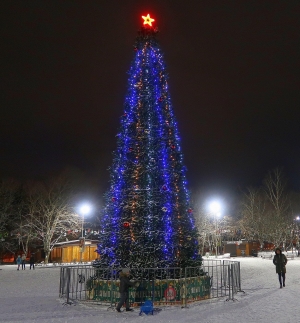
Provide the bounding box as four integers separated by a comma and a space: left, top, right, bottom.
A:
226, 263, 235, 301
237, 262, 241, 292
236, 262, 245, 295
183, 267, 187, 308
59, 267, 63, 297
227, 263, 231, 301
66, 267, 71, 304
106, 268, 114, 309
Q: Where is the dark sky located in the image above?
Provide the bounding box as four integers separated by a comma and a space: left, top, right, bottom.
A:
1, 1, 300, 200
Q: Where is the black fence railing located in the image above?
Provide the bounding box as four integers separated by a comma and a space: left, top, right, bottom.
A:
59, 260, 242, 308
202, 259, 243, 300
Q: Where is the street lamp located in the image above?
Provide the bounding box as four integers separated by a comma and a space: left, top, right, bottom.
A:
79, 203, 92, 238
208, 201, 222, 257
78, 203, 92, 263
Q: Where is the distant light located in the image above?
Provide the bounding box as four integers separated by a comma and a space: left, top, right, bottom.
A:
79, 204, 92, 216
208, 201, 222, 217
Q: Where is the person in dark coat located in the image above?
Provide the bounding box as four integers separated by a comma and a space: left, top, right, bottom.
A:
21, 253, 26, 270
273, 247, 288, 288
29, 254, 35, 270
116, 268, 138, 312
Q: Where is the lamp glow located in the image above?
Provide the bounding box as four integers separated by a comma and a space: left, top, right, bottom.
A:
79, 204, 91, 216
78, 203, 92, 263
209, 201, 221, 216
208, 200, 223, 257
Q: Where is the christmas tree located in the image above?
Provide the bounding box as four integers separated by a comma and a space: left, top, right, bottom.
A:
95, 14, 201, 269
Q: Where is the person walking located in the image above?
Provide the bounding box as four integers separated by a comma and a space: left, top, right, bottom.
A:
16, 255, 22, 270
273, 247, 288, 288
21, 253, 26, 270
116, 268, 139, 312
29, 254, 35, 270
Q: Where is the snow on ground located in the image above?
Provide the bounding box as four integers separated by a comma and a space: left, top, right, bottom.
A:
0, 256, 299, 323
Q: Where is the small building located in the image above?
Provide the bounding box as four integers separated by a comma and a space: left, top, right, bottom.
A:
224, 240, 260, 257
50, 239, 99, 263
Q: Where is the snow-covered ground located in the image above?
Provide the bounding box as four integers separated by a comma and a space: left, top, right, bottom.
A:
0, 256, 299, 323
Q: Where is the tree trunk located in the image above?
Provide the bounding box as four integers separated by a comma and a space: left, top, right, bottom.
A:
43, 240, 51, 264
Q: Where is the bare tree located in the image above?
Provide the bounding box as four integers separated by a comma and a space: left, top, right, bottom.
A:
195, 204, 237, 256
239, 169, 293, 249
239, 187, 267, 245
25, 175, 81, 263
195, 208, 214, 255
289, 191, 300, 250
263, 168, 291, 248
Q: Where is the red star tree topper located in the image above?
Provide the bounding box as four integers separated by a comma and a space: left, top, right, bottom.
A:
142, 14, 155, 26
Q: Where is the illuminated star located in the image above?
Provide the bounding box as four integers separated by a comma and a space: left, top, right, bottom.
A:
142, 14, 155, 26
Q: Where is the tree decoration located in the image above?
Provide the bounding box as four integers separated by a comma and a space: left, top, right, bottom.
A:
142, 14, 155, 27
95, 14, 201, 270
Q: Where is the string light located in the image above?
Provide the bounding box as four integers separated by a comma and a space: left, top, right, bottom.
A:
95, 15, 201, 269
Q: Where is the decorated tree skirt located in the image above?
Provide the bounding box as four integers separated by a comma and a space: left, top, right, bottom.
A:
86, 275, 211, 306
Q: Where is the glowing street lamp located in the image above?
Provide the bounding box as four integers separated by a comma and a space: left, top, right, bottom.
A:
79, 203, 92, 238
209, 201, 221, 215
78, 203, 92, 263
208, 201, 222, 257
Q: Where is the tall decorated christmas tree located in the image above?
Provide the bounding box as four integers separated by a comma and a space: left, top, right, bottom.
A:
95, 14, 201, 269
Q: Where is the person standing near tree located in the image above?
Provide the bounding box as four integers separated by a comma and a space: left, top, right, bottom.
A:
116, 268, 139, 312
16, 255, 21, 270
273, 247, 288, 288
29, 254, 35, 270
21, 253, 26, 270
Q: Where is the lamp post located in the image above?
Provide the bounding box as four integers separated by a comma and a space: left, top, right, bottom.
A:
79, 204, 91, 238
209, 201, 222, 257
78, 203, 91, 262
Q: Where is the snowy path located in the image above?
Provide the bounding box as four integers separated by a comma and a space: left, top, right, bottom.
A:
0, 257, 299, 323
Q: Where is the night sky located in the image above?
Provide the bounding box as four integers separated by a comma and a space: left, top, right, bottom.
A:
1, 1, 300, 202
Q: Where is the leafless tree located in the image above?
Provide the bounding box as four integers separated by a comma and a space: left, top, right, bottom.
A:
239, 187, 267, 244
239, 169, 293, 249
195, 208, 214, 255
24, 174, 81, 263
289, 191, 300, 249
263, 168, 291, 248
195, 204, 237, 256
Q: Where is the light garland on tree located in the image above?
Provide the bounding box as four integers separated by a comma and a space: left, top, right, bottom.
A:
95, 14, 201, 269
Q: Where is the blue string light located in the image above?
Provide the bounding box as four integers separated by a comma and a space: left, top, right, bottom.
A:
95, 23, 201, 268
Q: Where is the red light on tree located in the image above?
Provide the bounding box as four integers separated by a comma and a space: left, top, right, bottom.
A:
123, 221, 130, 228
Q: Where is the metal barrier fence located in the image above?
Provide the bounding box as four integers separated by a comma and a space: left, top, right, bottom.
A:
59, 260, 242, 307
202, 259, 243, 300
